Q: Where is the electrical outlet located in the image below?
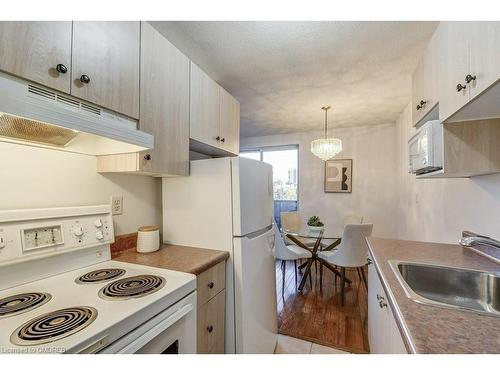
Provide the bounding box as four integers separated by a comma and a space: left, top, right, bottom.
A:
111, 196, 123, 215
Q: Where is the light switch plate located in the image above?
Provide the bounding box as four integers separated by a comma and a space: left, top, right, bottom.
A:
111, 196, 123, 215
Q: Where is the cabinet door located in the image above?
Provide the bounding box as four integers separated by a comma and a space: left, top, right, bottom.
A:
469, 22, 500, 100
368, 262, 407, 354
438, 22, 470, 121
368, 262, 385, 353
411, 57, 425, 125
219, 87, 240, 154
422, 30, 440, 114
0, 22, 72, 93
190, 62, 220, 148
71, 22, 140, 118
138, 22, 190, 176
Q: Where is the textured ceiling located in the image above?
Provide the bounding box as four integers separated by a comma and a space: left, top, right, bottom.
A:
151, 21, 438, 138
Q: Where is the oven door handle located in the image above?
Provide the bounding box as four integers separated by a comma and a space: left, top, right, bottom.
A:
117, 303, 194, 354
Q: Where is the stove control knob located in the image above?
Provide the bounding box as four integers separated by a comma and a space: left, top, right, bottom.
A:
94, 219, 103, 228
95, 230, 104, 240
73, 227, 84, 237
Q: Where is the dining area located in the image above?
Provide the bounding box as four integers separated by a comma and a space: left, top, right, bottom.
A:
274, 212, 372, 353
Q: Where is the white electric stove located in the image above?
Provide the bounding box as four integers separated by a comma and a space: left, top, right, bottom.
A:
0, 205, 196, 354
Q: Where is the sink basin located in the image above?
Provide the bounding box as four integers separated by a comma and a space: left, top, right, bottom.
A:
389, 261, 500, 317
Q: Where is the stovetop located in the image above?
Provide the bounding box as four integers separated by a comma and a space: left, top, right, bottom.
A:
0, 260, 196, 353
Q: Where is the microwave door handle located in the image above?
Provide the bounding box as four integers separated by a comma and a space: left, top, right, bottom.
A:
117, 303, 194, 354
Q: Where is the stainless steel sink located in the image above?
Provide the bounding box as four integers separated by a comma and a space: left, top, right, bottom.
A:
389, 261, 500, 317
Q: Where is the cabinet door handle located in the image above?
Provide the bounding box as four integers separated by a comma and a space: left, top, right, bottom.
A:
80, 74, 91, 84
207, 325, 213, 333
56, 64, 68, 74
376, 294, 383, 301
366, 258, 372, 265
144, 154, 151, 161
221, 138, 225, 143
416, 100, 426, 111
465, 74, 476, 84
379, 300, 388, 308
207, 282, 214, 289
456, 83, 466, 92
215, 136, 221, 142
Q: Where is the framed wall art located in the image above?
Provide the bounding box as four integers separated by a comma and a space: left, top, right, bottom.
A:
325, 159, 352, 193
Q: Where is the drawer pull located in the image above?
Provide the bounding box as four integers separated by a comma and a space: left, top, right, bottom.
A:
207, 282, 214, 289
207, 325, 213, 333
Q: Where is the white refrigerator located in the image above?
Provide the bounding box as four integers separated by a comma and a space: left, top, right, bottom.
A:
162, 157, 278, 354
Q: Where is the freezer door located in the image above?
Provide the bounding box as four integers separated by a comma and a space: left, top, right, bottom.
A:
232, 226, 278, 353
231, 157, 274, 237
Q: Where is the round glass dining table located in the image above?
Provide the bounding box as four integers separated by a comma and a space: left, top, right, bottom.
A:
282, 229, 350, 292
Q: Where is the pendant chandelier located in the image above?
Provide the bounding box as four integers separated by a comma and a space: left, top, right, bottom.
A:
310, 105, 342, 161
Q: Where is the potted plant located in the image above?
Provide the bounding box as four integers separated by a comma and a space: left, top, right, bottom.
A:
307, 215, 324, 232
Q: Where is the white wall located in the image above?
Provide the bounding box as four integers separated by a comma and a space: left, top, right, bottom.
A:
241, 123, 398, 238
0, 143, 162, 235
395, 103, 500, 243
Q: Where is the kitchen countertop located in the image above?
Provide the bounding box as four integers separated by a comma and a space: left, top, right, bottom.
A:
112, 244, 229, 276
366, 237, 500, 354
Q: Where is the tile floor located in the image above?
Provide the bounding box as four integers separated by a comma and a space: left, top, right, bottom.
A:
274, 334, 351, 354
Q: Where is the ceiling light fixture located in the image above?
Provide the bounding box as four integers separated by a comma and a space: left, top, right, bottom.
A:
310, 105, 342, 161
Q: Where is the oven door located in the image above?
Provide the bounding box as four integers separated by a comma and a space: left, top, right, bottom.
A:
100, 291, 197, 354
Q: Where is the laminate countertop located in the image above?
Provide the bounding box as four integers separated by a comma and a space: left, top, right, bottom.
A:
112, 244, 229, 276
366, 237, 500, 354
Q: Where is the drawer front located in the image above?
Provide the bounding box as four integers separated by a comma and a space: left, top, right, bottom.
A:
197, 261, 225, 306
197, 290, 225, 354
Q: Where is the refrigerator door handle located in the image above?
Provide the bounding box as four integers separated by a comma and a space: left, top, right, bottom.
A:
241, 224, 274, 240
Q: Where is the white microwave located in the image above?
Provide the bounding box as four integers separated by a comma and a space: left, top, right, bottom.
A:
408, 120, 443, 175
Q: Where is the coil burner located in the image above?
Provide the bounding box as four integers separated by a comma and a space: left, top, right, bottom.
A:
98, 275, 165, 300
10, 306, 97, 346
0, 293, 52, 318
76, 268, 126, 284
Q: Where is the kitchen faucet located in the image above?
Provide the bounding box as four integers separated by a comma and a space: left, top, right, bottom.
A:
459, 233, 500, 250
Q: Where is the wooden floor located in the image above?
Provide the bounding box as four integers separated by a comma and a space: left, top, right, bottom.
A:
276, 259, 370, 353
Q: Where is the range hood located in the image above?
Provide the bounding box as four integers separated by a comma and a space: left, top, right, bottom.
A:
0, 72, 153, 155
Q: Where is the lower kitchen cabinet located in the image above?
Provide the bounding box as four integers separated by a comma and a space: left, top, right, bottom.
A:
196, 260, 226, 353
368, 260, 407, 354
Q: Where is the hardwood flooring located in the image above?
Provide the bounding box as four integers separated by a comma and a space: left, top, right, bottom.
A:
276, 259, 370, 353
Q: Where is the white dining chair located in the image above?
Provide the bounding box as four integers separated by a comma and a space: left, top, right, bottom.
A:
273, 224, 313, 297
343, 214, 364, 226
318, 223, 373, 306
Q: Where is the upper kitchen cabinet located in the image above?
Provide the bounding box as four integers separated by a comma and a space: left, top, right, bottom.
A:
71, 22, 140, 119
97, 22, 190, 176
411, 26, 440, 126
138, 22, 190, 176
219, 87, 241, 155
468, 22, 500, 100
190, 62, 221, 148
438, 22, 500, 122
0, 22, 72, 93
190, 62, 241, 156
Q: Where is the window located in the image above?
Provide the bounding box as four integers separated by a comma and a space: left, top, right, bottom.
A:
239, 151, 261, 161
240, 145, 299, 227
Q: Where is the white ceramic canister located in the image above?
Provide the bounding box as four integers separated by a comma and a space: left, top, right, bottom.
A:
137, 225, 160, 253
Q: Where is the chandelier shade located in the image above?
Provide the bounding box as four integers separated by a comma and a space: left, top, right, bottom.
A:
311, 105, 342, 161
310, 138, 342, 161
